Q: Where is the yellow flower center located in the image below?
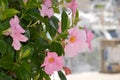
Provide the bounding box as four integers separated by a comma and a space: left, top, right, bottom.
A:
49, 57, 54, 63
70, 36, 76, 43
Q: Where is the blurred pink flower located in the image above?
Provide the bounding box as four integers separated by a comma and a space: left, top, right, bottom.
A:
39, 4, 54, 18
84, 27, 94, 51
9, 15, 28, 50
41, 52, 64, 74
23, 0, 28, 3
68, 0, 78, 15
43, 0, 52, 7
64, 27, 87, 57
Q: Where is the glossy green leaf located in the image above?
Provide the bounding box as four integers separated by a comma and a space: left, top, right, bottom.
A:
35, 37, 49, 51
0, 40, 7, 55
0, 8, 19, 21
0, 20, 9, 31
19, 45, 31, 59
61, 11, 68, 32
0, 0, 8, 11
43, 72, 50, 80
47, 16, 59, 38
0, 72, 13, 80
27, 0, 38, 9
15, 66, 31, 80
0, 44, 14, 70
58, 71, 67, 80
50, 42, 64, 56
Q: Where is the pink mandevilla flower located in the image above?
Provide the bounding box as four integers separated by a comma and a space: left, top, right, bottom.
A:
23, 0, 28, 3
43, 0, 52, 7
41, 52, 64, 74
64, 27, 87, 57
84, 27, 94, 51
39, 4, 54, 18
9, 15, 28, 50
68, 0, 78, 15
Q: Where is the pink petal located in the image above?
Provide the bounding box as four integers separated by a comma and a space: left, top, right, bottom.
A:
47, 52, 57, 58
40, 4, 53, 18
10, 15, 25, 33
23, 0, 28, 3
65, 27, 88, 57
41, 57, 49, 67
87, 31, 94, 51
44, 64, 54, 74
11, 31, 28, 42
68, 0, 78, 15
54, 57, 64, 71
47, 8, 54, 18
43, 0, 52, 7
12, 39, 21, 50
65, 43, 79, 57
17, 34, 28, 42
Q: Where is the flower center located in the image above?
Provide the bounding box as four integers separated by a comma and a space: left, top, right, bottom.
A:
49, 57, 54, 63
70, 36, 76, 43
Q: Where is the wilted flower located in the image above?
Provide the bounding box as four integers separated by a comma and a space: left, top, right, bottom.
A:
63, 66, 72, 75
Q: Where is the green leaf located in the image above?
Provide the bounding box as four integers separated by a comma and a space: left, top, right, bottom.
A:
27, 0, 38, 9
49, 16, 59, 30
50, 42, 64, 56
21, 61, 31, 73
0, 8, 19, 21
0, 72, 13, 80
0, 20, 9, 31
74, 10, 79, 25
0, 0, 8, 11
58, 71, 67, 80
53, 6, 60, 13
0, 44, 14, 70
47, 16, 59, 38
0, 40, 7, 55
43, 72, 50, 80
66, 0, 72, 2
19, 45, 32, 59
35, 37, 49, 51
61, 11, 68, 32
15, 65, 31, 80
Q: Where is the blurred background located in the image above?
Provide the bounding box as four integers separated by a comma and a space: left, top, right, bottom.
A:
65, 0, 120, 80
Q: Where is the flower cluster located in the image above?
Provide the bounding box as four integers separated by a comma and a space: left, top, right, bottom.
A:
0, 0, 94, 80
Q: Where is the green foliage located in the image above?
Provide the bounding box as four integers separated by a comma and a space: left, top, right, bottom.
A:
58, 71, 67, 80
65, 0, 72, 3
0, 0, 81, 79
50, 42, 64, 56
61, 11, 68, 32
0, 72, 13, 80
0, 8, 19, 21
0, 44, 14, 70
